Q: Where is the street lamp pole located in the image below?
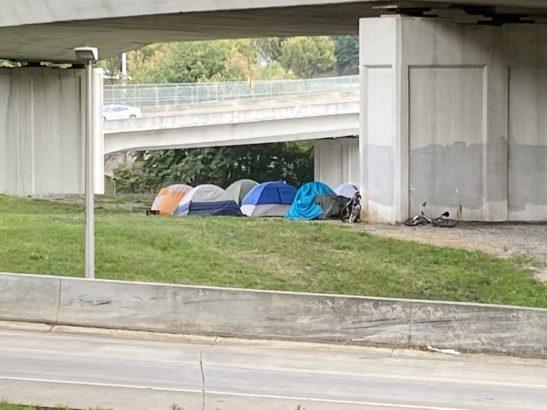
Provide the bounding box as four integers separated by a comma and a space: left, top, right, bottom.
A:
75, 47, 99, 279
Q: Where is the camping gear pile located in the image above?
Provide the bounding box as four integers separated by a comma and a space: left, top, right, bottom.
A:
149, 180, 361, 221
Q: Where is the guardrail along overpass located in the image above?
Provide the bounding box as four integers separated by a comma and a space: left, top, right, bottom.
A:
104, 75, 359, 108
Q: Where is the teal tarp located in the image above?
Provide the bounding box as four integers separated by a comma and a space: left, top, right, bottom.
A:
286, 182, 335, 220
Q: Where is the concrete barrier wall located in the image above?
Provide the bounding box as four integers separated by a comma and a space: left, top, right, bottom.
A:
1, 272, 545, 358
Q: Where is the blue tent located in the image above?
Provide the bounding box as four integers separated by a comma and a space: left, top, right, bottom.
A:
286, 182, 335, 220
241, 181, 297, 217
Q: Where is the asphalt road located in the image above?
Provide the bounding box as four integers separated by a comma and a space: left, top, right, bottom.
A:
0, 323, 545, 410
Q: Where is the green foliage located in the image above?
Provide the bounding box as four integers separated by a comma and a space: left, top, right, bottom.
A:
253, 37, 287, 63
0, 402, 80, 410
333, 36, 359, 75
279, 37, 336, 78
115, 142, 314, 193
128, 41, 237, 84
162, 41, 236, 83
0, 60, 20, 68
0, 195, 545, 308
124, 36, 339, 84
97, 55, 122, 84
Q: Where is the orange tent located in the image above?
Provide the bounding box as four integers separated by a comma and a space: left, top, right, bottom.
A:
151, 184, 193, 215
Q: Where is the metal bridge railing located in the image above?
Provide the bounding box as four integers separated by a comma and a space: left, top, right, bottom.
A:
104, 75, 359, 108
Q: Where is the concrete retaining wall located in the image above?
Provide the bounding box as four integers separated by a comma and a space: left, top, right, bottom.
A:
1, 272, 545, 358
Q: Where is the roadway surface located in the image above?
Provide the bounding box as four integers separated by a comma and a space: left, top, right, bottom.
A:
0, 323, 546, 410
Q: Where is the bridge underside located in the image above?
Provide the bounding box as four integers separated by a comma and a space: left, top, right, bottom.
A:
0, 1, 546, 62
105, 116, 358, 153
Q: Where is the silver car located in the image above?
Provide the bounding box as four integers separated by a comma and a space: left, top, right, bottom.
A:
102, 104, 141, 121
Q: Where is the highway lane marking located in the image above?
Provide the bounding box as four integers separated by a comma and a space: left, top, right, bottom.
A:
1, 346, 546, 390
0, 375, 467, 410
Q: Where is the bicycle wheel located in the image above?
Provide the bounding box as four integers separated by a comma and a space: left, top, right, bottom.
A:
404, 216, 424, 227
434, 218, 457, 228
348, 210, 359, 224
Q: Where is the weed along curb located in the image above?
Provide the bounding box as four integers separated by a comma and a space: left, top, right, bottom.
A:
1, 272, 546, 358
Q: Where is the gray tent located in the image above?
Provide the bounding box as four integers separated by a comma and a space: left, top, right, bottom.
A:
225, 179, 259, 205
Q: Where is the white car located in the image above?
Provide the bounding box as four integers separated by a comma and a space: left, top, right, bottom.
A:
102, 104, 142, 121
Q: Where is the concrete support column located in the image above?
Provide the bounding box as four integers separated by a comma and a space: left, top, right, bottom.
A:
314, 137, 359, 188
359, 16, 405, 223
360, 16, 547, 223
0, 67, 104, 196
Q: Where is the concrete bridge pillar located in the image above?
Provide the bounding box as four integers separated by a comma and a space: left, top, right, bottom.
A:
314, 137, 359, 189
360, 16, 547, 223
0, 67, 103, 195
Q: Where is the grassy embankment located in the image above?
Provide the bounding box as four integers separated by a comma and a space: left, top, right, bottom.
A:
0, 195, 545, 307
0, 403, 72, 410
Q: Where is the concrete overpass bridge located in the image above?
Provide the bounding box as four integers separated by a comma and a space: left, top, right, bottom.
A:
103, 76, 359, 153
103, 77, 360, 188
1, 0, 546, 223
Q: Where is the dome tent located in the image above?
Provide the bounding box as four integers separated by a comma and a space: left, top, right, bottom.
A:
173, 184, 243, 216
225, 179, 259, 205
335, 183, 359, 199
241, 181, 297, 217
286, 182, 336, 220
151, 184, 193, 215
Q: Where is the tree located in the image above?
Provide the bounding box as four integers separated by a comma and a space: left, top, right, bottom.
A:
0, 60, 19, 68
225, 39, 261, 86
253, 37, 286, 63
115, 142, 314, 193
333, 36, 359, 75
97, 55, 123, 85
279, 37, 336, 78
126, 41, 237, 84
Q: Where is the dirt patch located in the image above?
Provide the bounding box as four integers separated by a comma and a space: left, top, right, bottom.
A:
341, 222, 547, 282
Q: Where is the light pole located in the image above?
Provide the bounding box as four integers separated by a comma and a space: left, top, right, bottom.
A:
121, 52, 127, 85
74, 47, 99, 279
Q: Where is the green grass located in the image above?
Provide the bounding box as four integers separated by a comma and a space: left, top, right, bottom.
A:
0, 402, 74, 410
0, 403, 34, 410
0, 195, 545, 307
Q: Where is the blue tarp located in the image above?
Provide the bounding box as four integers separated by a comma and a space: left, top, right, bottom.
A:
242, 181, 297, 206
285, 182, 335, 220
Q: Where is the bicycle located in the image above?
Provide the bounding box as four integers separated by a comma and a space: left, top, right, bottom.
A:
340, 192, 362, 224
404, 202, 457, 228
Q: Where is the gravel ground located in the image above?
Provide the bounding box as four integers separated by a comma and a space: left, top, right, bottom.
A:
343, 222, 547, 282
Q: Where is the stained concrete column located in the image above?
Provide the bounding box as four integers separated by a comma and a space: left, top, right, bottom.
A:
314, 137, 360, 188
0, 67, 104, 195
360, 16, 547, 223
